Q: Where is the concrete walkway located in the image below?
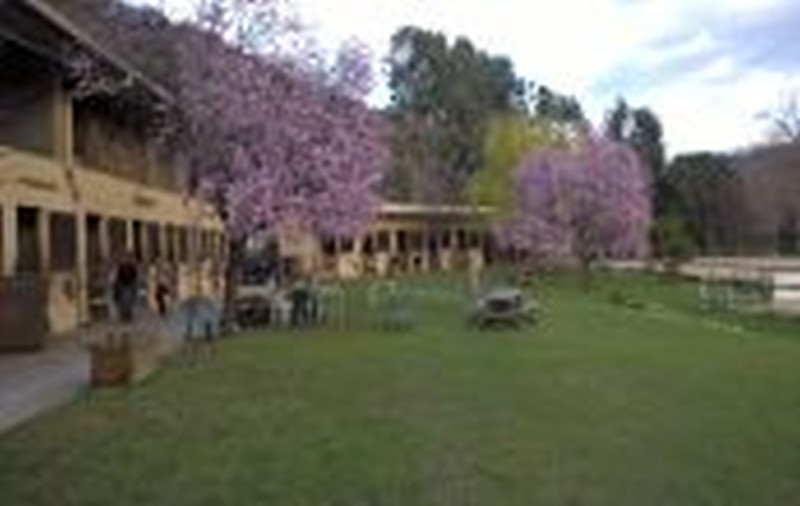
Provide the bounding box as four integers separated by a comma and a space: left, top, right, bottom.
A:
0, 298, 222, 434
0, 341, 89, 434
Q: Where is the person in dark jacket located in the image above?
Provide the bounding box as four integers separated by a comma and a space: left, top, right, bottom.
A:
112, 251, 139, 323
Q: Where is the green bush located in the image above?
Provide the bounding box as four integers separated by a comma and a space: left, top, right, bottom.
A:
654, 216, 697, 271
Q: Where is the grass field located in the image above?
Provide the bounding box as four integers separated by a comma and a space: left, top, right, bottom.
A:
2, 272, 800, 505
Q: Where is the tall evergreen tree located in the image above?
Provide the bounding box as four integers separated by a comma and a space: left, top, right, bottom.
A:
386, 26, 524, 203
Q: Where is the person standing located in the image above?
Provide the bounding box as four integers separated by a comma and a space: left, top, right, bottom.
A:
113, 251, 139, 323
155, 261, 172, 316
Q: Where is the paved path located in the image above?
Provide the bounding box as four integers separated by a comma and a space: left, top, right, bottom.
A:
0, 341, 89, 434
0, 297, 223, 434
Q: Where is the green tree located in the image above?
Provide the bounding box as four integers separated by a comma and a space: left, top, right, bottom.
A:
631, 108, 666, 182
606, 99, 665, 178
531, 85, 585, 129
665, 152, 745, 255
606, 98, 630, 142
777, 208, 799, 255
467, 113, 562, 214
386, 26, 524, 202
605, 99, 667, 218
653, 215, 697, 272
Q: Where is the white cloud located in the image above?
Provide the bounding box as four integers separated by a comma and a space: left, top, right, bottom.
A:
134, 0, 800, 155
640, 70, 800, 154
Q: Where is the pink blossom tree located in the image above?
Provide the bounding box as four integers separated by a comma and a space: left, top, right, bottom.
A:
172, 1, 389, 314
498, 134, 651, 284
66, 0, 388, 242
67, 0, 389, 313
178, 30, 389, 241
161, 1, 386, 238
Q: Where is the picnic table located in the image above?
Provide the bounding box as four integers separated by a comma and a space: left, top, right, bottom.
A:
470, 287, 538, 329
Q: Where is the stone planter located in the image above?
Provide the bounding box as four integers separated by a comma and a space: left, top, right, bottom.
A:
89, 332, 162, 387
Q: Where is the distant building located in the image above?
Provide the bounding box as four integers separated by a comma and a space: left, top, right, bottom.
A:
0, 0, 224, 338
279, 203, 495, 279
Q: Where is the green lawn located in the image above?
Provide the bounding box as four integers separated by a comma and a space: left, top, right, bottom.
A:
3, 272, 800, 505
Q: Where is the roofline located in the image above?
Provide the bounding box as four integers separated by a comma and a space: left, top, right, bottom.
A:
21, 0, 173, 102
378, 202, 495, 217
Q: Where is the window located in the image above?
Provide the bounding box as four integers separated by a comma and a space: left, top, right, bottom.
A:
468, 230, 480, 249
165, 225, 176, 263
483, 232, 494, 251
200, 230, 212, 259
456, 229, 468, 251
340, 237, 354, 253
396, 230, 408, 253
195, 230, 203, 260
0, 56, 54, 156
218, 233, 227, 261
410, 231, 424, 251
209, 231, 220, 259
322, 236, 337, 256
108, 218, 128, 259
177, 226, 189, 263
483, 232, 495, 262
85, 214, 104, 270
441, 230, 452, 249
16, 207, 40, 274
376, 231, 390, 252
427, 232, 439, 251
132, 221, 144, 262
191, 227, 200, 262
49, 212, 77, 271
146, 222, 160, 262
362, 234, 375, 255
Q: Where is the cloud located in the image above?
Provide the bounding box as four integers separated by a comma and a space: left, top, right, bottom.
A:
628, 0, 800, 83
582, 0, 800, 154
134, 0, 800, 155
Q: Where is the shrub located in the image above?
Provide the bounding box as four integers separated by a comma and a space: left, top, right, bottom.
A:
653, 215, 697, 273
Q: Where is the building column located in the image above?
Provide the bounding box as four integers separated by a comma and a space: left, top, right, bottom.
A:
441, 228, 452, 272
98, 217, 109, 266
414, 228, 425, 273
388, 228, 398, 256
76, 209, 89, 324
39, 209, 50, 273
52, 79, 74, 168
125, 220, 134, 252
2, 201, 16, 276
141, 221, 150, 264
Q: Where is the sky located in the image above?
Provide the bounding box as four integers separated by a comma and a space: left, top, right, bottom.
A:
135, 0, 800, 156
296, 0, 800, 154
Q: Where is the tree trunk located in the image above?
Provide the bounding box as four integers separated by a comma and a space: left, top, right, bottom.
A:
222, 237, 245, 331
